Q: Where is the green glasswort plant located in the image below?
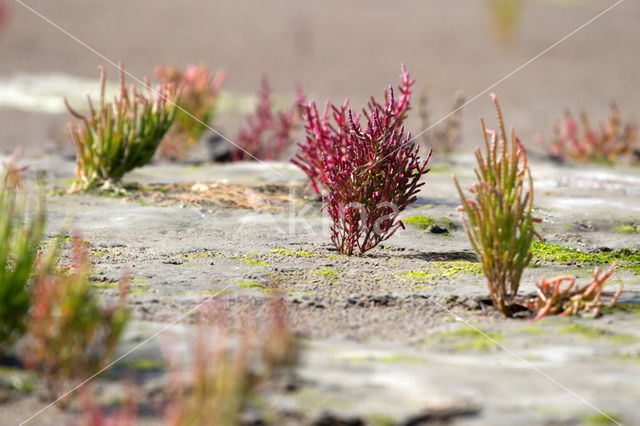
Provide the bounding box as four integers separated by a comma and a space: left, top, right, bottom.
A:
23, 236, 129, 399
65, 65, 178, 192
454, 95, 538, 317
0, 157, 44, 354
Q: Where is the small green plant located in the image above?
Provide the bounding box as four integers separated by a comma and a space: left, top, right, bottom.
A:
454, 95, 538, 317
524, 263, 622, 321
22, 236, 129, 399
164, 295, 296, 426
65, 64, 177, 192
155, 64, 226, 160
0, 159, 44, 353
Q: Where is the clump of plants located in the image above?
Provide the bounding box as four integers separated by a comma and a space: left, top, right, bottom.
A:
546, 104, 638, 164
0, 159, 44, 353
155, 64, 226, 161
417, 90, 465, 155
65, 64, 177, 192
454, 94, 538, 317
293, 66, 430, 255
524, 264, 622, 321
22, 236, 129, 398
164, 295, 297, 426
231, 77, 305, 161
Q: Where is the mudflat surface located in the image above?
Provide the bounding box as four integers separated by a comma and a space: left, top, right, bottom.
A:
1, 1, 640, 425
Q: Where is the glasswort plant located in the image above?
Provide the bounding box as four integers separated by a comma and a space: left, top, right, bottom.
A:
232, 77, 305, 161
293, 66, 429, 256
454, 95, 538, 317
23, 236, 129, 399
155, 64, 226, 161
65, 64, 177, 192
0, 159, 44, 353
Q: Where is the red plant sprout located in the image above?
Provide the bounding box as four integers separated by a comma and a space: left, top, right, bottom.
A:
292, 65, 414, 194
232, 77, 305, 161
524, 263, 622, 321
546, 104, 638, 163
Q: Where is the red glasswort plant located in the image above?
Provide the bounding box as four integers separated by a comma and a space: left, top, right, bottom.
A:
546, 104, 638, 163
232, 77, 305, 161
155, 64, 226, 160
292, 65, 414, 194
524, 263, 622, 321
23, 236, 129, 399
293, 66, 429, 256
454, 95, 538, 317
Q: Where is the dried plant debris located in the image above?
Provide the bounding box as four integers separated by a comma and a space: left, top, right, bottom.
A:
125, 182, 309, 211
523, 263, 622, 321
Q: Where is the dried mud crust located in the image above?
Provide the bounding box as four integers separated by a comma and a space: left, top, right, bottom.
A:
124, 182, 317, 211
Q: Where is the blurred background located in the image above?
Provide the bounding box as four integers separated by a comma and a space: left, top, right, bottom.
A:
0, 0, 638, 157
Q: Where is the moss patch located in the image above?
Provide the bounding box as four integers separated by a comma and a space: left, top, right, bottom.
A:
403, 215, 455, 231
557, 324, 606, 339
271, 248, 312, 257
531, 242, 640, 273
427, 327, 503, 351
583, 412, 623, 425
615, 225, 639, 234
402, 261, 482, 283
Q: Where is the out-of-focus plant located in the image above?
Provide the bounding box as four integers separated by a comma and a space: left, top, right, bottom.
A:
22, 236, 129, 399
487, 0, 524, 42
418, 90, 465, 155
164, 294, 297, 426
524, 263, 621, 321
292, 65, 414, 195
65, 65, 177, 192
231, 77, 305, 162
79, 387, 137, 426
454, 95, 539, 317
546, 105, 638, 164
0, 0, 7, 31
155, 64, 226, 161
0, 156, 44, 354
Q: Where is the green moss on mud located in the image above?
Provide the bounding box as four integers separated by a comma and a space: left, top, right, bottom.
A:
557, 324, 606, 339
427, 327, 503, 351
615, 225, 639, 234
403, 215, 455, 231
271, 248, 312, 257
531, 242, 640, 273
402, 261, 482, 283
583, 412, 623, 425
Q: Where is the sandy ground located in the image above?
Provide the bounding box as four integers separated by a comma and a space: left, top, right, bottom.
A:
1, 1, 640, 425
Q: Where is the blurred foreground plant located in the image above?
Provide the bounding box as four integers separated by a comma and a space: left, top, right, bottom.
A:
454, 95, 539, 317
23, 236, 129, 399
546, 105, 638, 164
487, 0, 524, 43
524, 263, 621, 321
164, 295, 297, 426
0, 156, 44, 353
293, 66, 430, 255
65, 65, 177, 192
231, 77, 305, 161
155, 64, 226, 161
